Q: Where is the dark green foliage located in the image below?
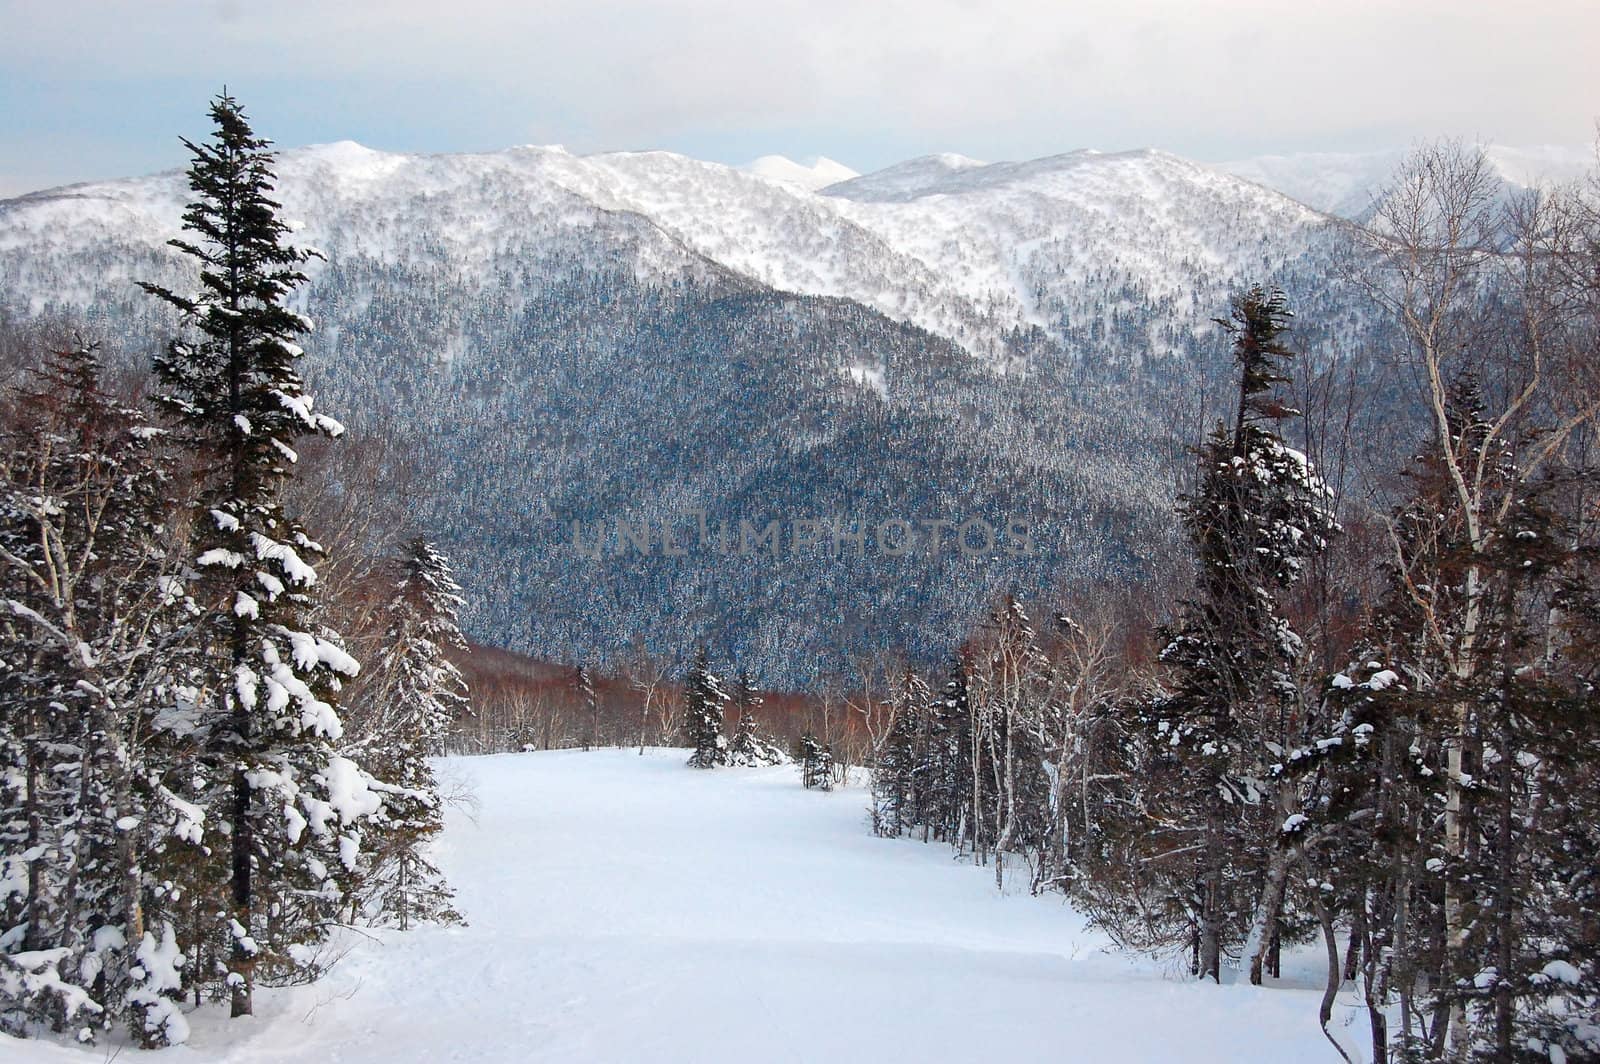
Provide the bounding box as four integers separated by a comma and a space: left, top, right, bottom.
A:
1108, 286, 1336, 981
726, 672, 786, 766
926, 654, 973, 844
138, 92, 368, 1020
683, 647, 729, 769
871, 673, 926, 836
798, 731, 834, 791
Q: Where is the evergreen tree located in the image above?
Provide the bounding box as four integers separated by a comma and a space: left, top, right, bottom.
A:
138, 93, 373, 1018
927, 653, 972, 845
682, 647, 728, 769
871, 670, 933, 837
726, 671, 785, 766
575, 665, 598, 751
356, 538, 467, 930
1134, 286, 1336, 981
897, 670, 936, 835
870, 673, 923, 837
798, 731, 833, 791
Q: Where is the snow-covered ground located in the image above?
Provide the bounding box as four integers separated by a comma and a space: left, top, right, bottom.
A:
5, 750, 1362, 1062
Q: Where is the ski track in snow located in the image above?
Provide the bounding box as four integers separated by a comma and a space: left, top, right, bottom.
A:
6, 749, 1363, 1063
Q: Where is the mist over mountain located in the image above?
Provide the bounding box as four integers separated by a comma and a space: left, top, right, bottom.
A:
1217, 143, 1595, 219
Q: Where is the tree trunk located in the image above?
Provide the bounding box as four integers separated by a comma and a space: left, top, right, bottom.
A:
229, 764, 254, 1017
1315, 895, 1358, 1064
1441, 564, 1483, 1057
1199, 897, 1221, 983
1199, 808, 1224, 983
1344, 903, 1365, 983
995, 700, 1016, 891
1242, 838, 1298, 985
1492, 681, 1517, 1062
22, 722, 47, 952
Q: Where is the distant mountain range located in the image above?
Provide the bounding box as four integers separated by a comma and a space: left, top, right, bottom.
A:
1216, 144, 1594, 218
0, 140, 1589, 681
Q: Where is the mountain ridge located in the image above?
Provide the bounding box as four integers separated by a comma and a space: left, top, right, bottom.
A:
1, 139, 1340, 368
0, 136, 1469, 680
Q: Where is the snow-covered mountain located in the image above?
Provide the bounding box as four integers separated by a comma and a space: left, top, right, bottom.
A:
822, 151, 990, 200
2, 139, 1335, 367
0, 140, 1368, 680
1217, 144, 1595, 218
740, 153, 858, 191
822, 149, 1330, 365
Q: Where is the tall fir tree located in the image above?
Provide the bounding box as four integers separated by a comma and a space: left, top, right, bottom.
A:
1136, 286, 1336, 981
682, 647, 729, 769
929, 653, 973, 845
871, 670, 931, 837
870, 673, 923, 837
139, 93, 374, 1018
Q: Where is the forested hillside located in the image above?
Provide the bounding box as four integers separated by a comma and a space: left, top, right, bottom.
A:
0, 139, 1394, 682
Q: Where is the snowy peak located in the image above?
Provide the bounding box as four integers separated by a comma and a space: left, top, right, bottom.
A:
741, 154, 860, 191
293, 140, 401, 169
0, 138, 1336, 366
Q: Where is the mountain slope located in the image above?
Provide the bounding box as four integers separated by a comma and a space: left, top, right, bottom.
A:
0, 141, 1361, 680
824, 149, 1331, 366
2, 139, 1337, 366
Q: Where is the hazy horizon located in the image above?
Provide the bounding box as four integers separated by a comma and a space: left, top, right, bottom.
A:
3, 0, 1596, 197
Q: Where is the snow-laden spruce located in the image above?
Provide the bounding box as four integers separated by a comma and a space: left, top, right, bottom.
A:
137, 93, 374, 1025
682, 647, 730, 769
1121, 286, 1338, 987
724, 672, 787, 768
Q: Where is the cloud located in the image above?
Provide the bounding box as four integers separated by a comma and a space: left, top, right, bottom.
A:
0, 0, 1595, 190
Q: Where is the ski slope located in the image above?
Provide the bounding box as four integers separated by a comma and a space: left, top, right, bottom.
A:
6, 750, 1359, 1062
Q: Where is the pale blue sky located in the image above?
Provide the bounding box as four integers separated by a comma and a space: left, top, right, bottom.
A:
2, 0, 1596, 196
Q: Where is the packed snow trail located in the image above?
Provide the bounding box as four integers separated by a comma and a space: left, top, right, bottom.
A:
7, 750, 1355, 1062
